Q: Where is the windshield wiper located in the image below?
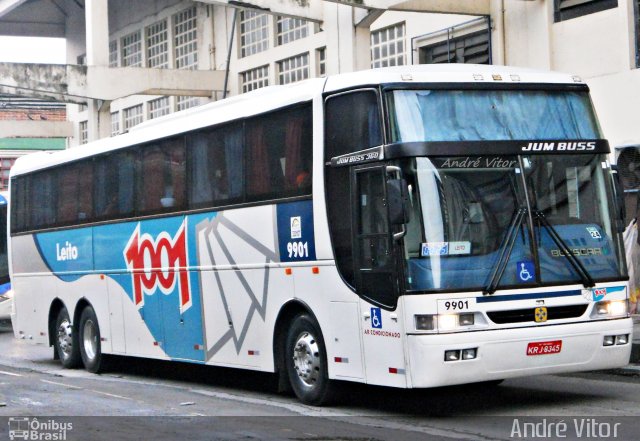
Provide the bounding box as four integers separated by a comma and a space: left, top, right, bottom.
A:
483, 207, 528, 295
533, 210, 595, 288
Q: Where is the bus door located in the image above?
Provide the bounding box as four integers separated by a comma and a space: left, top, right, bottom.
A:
352, 165, 408, 386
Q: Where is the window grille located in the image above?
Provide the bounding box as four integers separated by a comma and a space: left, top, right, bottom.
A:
176, 96, 201, 111
122, 31, 142, 67
109, 41, 118, 67
111, 112, 120, 136
554, 0, 618, 22
239, 10, 269, 57
147, 19, 169, 68
241, 65, 269, 93
371, 23, 405, 68
148, 97, 171, 119
123, 105, 143, 131
418, 22, 491, 65
317, 47, 326, 77
277, 53, 309, 85
79, 121, 88, 145
276, 16, 308, 45
174, 7, 198, 69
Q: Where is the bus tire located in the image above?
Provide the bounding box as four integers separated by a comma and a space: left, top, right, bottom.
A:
78, 306, 107, 373
285, 314, 335, 406
54, 307, 82, 369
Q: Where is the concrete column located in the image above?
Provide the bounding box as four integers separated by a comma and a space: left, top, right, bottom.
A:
325, 3, 369, 74
85, 0, 109, 66
85, 0, 109, 142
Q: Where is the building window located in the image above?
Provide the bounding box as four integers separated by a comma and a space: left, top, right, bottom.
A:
317, 47, 326, 77
277, 53, 309, 85
122, 31, 142, 67
239, 10, 269, 57
174, 7, 198, 69
554, 0, 618, 22
147, 19, 169, 68
109, 41, 118, 67
241, 65, 269, 93
111, 112, 120, 136
79, 121, 88, 145
276, 16, 308, 45
371, 23, 405, 68
176, 96, 201, 111
123, 104, 143, 131
148, 97, 170, 119
417, 17, 491, 65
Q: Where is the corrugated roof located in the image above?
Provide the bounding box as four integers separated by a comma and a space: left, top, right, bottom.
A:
0, 94, 65, 111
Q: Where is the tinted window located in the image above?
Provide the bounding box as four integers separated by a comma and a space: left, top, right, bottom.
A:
246, 105, 312, 201
188, 123, 244, 208
30, 171, 56, 229
324, 90, 383, 288
137, 137, 186, 215
57, 161, 94, 225
94, 150, 135, 219
11, 176, 30, 233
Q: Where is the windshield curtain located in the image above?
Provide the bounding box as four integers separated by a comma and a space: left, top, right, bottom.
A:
389, 89, 602, 142
402, 154, 625, 293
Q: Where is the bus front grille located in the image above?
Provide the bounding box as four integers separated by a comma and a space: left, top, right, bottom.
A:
486, 305, 589, 324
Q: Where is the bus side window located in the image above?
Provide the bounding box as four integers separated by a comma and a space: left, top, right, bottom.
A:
94, 150, 135, 219
188, 123, 244, 209
30, 172, 56, 229
246, 105, 312, 202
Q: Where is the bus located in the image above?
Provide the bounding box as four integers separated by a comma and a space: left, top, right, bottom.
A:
0, 192, 11, 329
8, 65, 632, 405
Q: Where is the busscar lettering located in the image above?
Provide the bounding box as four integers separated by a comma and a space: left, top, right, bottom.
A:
551, 248, 602, 257
521, 141, 596, 152
335, 151, 380, 165
124, 221, 192, 313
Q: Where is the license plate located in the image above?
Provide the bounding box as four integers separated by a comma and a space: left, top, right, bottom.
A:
526, 340, 562, 356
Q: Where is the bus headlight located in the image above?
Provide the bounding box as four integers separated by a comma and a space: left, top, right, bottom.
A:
438, 314, 457, 331
414, 313, 477, 332
592, 300, 628, 318
414, 315, 434, 330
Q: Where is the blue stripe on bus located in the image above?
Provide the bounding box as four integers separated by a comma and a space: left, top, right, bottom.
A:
476, 290, 582, 303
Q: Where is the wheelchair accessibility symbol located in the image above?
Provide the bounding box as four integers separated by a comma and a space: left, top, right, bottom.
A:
517, 261, 535, 282
371, 307, 382, 329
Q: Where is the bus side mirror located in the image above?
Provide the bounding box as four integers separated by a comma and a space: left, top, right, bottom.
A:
387, 178, 410, 226
610, 165, 627, 233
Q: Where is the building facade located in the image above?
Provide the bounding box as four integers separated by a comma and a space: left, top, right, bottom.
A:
0, 0, 638, 148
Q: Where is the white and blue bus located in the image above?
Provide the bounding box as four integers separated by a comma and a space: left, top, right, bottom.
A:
9, 65, 632, 405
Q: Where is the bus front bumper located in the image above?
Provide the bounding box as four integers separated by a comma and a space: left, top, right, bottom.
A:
407, 318, 632, 388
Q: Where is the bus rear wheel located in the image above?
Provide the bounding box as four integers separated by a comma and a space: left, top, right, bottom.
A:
78, 306, 107, 373
285, 314, 335, 406
54, 307, 81, 368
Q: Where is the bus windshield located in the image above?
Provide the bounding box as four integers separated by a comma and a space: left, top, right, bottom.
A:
388, 89, 602, 141
400, 154, 625, 292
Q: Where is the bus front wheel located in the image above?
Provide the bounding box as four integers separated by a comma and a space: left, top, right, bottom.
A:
54, 307, 81, 369
285, 314, 335, 406
78, 306, 107, 373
